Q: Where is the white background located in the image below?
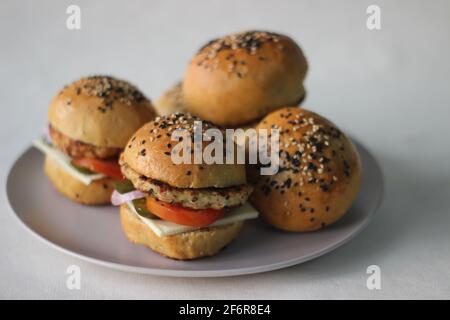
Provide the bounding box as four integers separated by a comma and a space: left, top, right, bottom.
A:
1, 0, 449, 299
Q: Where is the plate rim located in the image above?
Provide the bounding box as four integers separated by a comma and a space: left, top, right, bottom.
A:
5, 139, 384, 277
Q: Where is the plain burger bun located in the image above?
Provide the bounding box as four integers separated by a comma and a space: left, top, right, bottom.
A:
250, 107, 362, 232
183, 31, 308, 127
154, 82, 187, 116
48, 75, 156, 148
120, 204, 244, 260
120, 112, 247, 188
44, 156, 115, 205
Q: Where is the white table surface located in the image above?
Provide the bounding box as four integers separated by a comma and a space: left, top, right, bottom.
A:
1, 0, 449, 299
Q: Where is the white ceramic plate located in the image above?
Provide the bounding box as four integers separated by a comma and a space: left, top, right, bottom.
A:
6, 140, 383, 277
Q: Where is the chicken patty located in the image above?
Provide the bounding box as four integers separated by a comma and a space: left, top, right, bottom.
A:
120, 161, 254, 210
49, 125, 121, 159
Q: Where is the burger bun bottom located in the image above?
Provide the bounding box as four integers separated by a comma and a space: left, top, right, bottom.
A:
120, 204, 244, 260
44, 155, 115, 205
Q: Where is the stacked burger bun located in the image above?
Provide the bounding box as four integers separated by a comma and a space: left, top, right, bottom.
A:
154, 82, 185, 116
156, 30, 308, 128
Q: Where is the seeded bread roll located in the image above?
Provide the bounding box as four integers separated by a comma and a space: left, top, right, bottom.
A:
250, 107, 362, 232
120, 204, 244, 260
154, 82, 187, 116
44, 156, 115, 205
48, 75, 156, 148
120, 112, 247, 188
183, 31, 308, 127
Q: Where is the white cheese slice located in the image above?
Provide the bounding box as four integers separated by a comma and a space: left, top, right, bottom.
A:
33, 137, 106, 185
127, 201, 259, 237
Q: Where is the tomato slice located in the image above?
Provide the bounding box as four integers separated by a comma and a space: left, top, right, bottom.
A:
72, 158, 123, 180
146, 197, 224, 227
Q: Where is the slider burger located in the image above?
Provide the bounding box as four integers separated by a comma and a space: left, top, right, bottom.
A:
112, 113, 257, 260
34, 76, 156, 205
250, 107, 362, 232
183, 30, 308, 127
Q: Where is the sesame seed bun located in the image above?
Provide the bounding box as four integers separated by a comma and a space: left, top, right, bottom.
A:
154, 82, 187, 116
44, 155, 115, 205
249, 107, 362, 232
48, 75, 156, 149
120, 203, 244, 260
120, 113, 248, 189
183, 31, 308, 127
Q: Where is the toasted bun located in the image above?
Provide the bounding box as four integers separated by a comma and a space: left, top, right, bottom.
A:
48, 76, 156, 148
154, 82, 187, 116
120, 204, 244, 260
120, 113, 247, 188
250, 107, 362, 232
183, 31, 308, 127
44, 156, 115, 205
